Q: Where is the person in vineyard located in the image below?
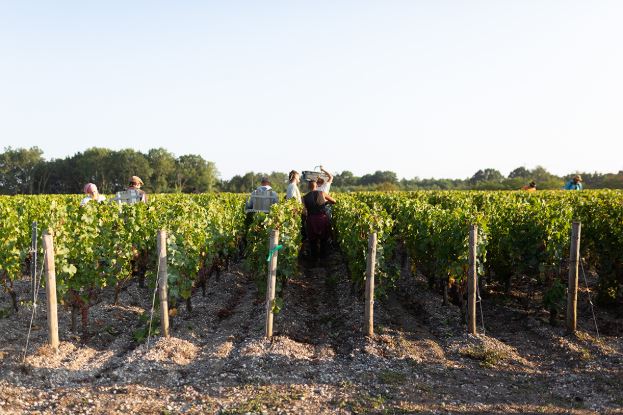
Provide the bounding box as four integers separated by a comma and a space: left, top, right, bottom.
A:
285, 170, 302, 202
245, 177, 279, 210
128, 176, 148, 202
564, 174, 583, 190
316, 166, 335, 224
303, 178, 336, 260
520, 181, 537, 192
80, 183, 106, 206
286, 170, 307, 240
315, 165, 334, 194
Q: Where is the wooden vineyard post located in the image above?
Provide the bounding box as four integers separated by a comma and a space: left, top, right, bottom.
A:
566, 222, 581, 334
157, 230, 170, 338
42, 230, 59, 350
467, 224, 478, 335
31, 221, 38, 302
364, 232, 378, 337
265, 229, 279, 339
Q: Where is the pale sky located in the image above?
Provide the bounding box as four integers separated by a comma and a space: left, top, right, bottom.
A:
1, 1, 622, 179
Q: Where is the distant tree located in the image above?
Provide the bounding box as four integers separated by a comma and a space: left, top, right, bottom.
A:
173, 155, 218, 193
0, 147, 44, 194
37, 158, 75, 194
504, 177, 529, 189
267, 171, 287, 193
333, 170, 358, 188
469, 168, 504, 185
220, 174, 248, 193
72, 147, 114, 193
238, 172, 261, 192
602, 172, 623, 189
400, 178, 417, 189
508, 166, 530, 179
147, 148, 176, 193
530, 166, 557, 182
5, 145, 623, 193
221, 171, 287, 193
107, 149, 153, 191
506, 166, 560, 189
360, 170, 398, 186
226, 172, 286, 193
32, 161, 52, 193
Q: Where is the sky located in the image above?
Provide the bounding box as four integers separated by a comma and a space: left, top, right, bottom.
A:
1, 1, 622, 180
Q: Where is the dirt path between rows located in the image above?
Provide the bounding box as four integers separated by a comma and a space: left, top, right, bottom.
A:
0, 251, 621, 414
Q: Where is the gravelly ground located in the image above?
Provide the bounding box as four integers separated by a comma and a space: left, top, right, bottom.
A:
0, 250, 621, 414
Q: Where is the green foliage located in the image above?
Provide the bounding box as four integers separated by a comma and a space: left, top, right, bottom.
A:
574, 190, 623, 303
356, 192, 487, 287
133, 312, 160, 343
245, 199, 303, 291
1, 189, 622, 334
3, 144, 623, 194
220, 171, 289, 193
0, 193, 248, 330
0, 146, 220, 194
355, 190, 622, 309
485, 192, 572, 288
0, 147, 44, 194
543, 279, 565, 313
332, 195, 396, 293
172, 155, 219, 193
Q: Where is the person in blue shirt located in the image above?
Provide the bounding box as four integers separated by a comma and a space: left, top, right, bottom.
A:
564, 175, 583, 190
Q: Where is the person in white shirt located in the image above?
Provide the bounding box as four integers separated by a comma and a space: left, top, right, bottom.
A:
316, 166, 333, 194
127, 176, 148, 203
80, 183, 106, 206
285, 170, 302, 202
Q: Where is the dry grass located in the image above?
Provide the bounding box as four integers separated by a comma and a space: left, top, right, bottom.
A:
459, 344, 511, 367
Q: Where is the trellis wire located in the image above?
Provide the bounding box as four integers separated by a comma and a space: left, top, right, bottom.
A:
22, 249, 46, 363
477, 280, 486, 335
146, 253, 162, 350
464, 275, 486, 335
580, 258, 600, 339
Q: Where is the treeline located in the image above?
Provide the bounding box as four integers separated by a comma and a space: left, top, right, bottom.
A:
396, 167, 623, 191
208, 166, 623, 193
0, 147, 218, 194
1, 147, 622, 195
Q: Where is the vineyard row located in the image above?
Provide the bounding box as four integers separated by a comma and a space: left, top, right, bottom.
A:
1, 190, 622, 337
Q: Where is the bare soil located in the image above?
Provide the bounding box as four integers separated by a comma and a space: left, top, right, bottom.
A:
0, 251, 621, 414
